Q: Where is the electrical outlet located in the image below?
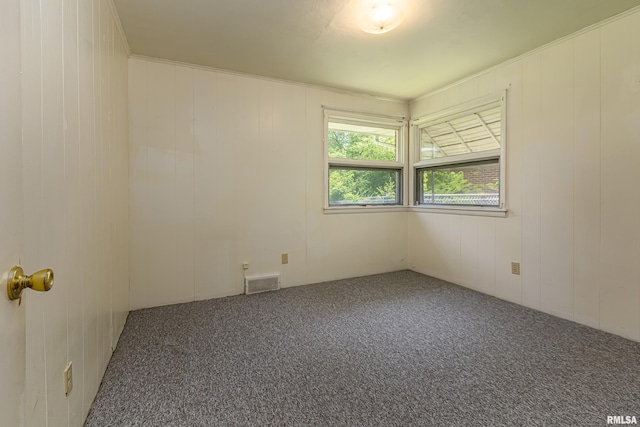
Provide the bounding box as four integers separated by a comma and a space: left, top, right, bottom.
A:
242, 262, 249, 270
511, 262, 521, 275
281, 253, 288, 264
64, 362, 73, 396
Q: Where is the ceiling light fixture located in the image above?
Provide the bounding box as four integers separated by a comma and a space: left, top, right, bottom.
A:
359, 3, 404, 35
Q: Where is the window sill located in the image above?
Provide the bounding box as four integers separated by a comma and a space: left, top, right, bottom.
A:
324, 205, 408, 215
409, 205, 508, 218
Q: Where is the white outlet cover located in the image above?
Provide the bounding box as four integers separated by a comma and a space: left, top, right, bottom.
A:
64, 362, 73, 396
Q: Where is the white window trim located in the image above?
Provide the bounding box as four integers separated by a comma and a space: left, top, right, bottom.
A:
409, 90, 508, 214
324, 206, 409, 215
323, 107, 409, 212
409, 205, 507, 218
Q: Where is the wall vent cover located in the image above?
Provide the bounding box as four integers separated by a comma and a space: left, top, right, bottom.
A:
245, 274, 280, 295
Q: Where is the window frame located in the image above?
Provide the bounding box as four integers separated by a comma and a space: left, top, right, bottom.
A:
329, 166, 403, 206
323, 107, 408, 212
410, 91, 507, 216
416, 158, 501, 207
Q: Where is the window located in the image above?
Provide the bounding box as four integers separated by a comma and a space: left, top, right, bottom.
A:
324, 108, 407, 208
412, 92, 506, 210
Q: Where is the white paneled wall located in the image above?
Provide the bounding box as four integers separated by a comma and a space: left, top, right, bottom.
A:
409, 11, 640, 341
599, 14, 640, 339
0, 0, 25, 425
5, 3, 639, 426
128, 58, 409, 309
20, 0, 129, 425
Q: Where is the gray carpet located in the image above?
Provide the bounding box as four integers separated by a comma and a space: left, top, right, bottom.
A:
85, 271, 640, 427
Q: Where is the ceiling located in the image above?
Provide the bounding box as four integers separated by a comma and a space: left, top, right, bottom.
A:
113, 0, 640, 100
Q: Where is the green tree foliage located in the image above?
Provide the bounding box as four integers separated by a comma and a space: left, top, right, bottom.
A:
423, 168, 499, 195
328, 130, 397, 204
421, 168, 497, 204
422, 170, 470, 194
328, 130, 395, 161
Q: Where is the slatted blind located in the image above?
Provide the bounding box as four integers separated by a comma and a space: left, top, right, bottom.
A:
419, 103, 501, 160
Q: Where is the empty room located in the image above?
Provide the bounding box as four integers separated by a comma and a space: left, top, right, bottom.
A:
2, 0, 640, 426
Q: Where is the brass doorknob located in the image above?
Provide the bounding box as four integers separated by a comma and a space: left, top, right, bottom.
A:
6, 266, 54, 300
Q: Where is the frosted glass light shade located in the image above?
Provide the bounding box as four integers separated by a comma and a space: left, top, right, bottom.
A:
359, 3, 404, 34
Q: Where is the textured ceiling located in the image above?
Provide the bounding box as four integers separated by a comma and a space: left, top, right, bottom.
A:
114, 0, 640, 100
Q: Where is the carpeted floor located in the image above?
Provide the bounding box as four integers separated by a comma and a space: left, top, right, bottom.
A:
85, 271, 640, 427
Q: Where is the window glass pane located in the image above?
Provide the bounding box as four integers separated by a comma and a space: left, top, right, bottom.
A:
328, 121, 397, 161
417, 160, 499, 206
419, 104, 501, 161
420, 129, 446, 160
329, 167, 400, 206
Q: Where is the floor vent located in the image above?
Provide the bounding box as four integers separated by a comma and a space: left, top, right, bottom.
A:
245, 274, 280, 295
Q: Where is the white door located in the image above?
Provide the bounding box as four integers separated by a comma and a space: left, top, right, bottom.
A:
0, 0, 26, 425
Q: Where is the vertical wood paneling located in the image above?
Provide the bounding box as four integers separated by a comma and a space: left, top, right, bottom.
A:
128, 59, 149, 310
0, 0, 25, 424
520, 53, 543, 310
20, 0, 130, 425
21, 0, 46, 424
91, 0, 104, 389
572, 30, 601, 329
211, 72, 240, 297
234, 76, 262, 284
458, 216, 479, 290
445, 216, 462, 284
303, 88, 325, 284
193, 69, 218, 301
539, 40, 574, 320
410, 214, 449, 281
600, 13, 640, 341
62, 0, 84, 423
146, 62, 180, 307
130, 58, 409, 306
111, 28, 129, 352
409, 9, 640, 342
495, 61, 523, 304
241, 78, 275, 277
96, 0, 111, 381
78, 0, 99, 415
271, 82, 308, 287
174, 66, 196, 301
476, 217, 496, 295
